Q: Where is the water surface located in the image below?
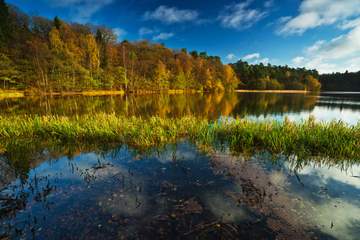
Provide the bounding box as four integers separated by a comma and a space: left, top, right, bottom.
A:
0, 142, 359, 239
1, 92, 360, 239
1, 92, 360, 124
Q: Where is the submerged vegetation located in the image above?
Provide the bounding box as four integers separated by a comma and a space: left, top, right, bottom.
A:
0, 114, 359, 162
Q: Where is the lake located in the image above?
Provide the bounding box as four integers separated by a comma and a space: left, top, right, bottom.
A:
1, 91, 360, 124
0, 92, 360, 239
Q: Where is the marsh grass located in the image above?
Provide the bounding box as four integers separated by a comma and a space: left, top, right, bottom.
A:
0, 114, 359, 162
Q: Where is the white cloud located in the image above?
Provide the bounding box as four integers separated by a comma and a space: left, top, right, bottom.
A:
338, 18, 360, 30
138, 27, 154, 36
226, 53, 238, 62
292, 23, 360, 73
225, 53, 267, 64
279, 0, 360, 35
258, 57, 269, 65
112, 28, 127, 41
144, 6, 199, 24
292, 56, 305, 65
152, 32, 174, 41
241, 53, 270, 65
243, 52, 260, 61
218, 0, 267, 30
49, 0, 114, 23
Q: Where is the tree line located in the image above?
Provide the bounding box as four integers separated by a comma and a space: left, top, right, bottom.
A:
319, 71, 360, 91
231, 60, 321, 91
0, 1, 239, 92
0, 0, 327, 93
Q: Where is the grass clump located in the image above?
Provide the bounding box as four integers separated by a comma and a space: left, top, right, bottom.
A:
0, 114, 359, 161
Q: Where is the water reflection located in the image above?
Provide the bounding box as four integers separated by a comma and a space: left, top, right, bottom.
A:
1, 92, 360, 124
0, 92, 317, 119
278, 158, 360, 240
1, 143, 359, 239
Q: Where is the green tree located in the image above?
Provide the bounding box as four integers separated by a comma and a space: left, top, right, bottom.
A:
54, 16, 62, 30
0, 0, 10, 47
0, 53, 20, 88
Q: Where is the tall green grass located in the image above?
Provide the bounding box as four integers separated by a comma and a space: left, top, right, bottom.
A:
0, 114, 359, 160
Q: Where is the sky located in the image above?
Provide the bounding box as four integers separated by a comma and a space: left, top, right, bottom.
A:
6, 0, 360, 73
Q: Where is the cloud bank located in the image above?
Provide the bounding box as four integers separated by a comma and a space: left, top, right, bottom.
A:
279, 0, 360, 35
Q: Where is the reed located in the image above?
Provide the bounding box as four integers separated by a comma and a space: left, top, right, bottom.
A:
0, 114, 359, 160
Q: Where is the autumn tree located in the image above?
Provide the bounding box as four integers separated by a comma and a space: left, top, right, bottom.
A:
96, 28, 116, 68
83, 34, 100, 77
154, 60, 170, 90
223, 65, 239, 90
1, 1, 320, 92
305, 75, 321, 91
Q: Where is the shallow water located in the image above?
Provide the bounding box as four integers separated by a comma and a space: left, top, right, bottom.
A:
1, 92, 360, 239
1, 92, 360, 124
0, 142, 359, 239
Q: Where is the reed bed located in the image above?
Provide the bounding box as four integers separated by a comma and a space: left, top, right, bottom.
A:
0, 114, 359, 160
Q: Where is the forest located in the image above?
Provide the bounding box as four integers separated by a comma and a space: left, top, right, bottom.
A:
0, 0, 325, 93
0, 1, 239, 92
231, 60, 321, 91
320, 71, 360, 91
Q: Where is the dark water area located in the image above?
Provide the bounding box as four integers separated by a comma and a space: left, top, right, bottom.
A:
1, 92, 360, 239
0, 92, 360, 124
0, 142, 359, 239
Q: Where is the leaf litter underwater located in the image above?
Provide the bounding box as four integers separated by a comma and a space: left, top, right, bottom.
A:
0, 141, 360, 239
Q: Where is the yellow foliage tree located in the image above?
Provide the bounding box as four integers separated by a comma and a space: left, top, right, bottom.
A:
305, 75, 321, 91
223, 65, 239, 90
82, 34, 100, 79
155, 60, 170, 90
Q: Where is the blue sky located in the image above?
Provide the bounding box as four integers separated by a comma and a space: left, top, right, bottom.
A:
7, 0, 360, 73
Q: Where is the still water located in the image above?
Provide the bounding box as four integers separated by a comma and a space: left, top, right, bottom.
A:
1, 92, 360, 239
0, 92, 360, 124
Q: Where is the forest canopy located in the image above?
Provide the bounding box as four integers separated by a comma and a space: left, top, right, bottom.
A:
320, 71, 360, 92
0, 1, 239, 92
0, 1, 324, 92
231, 60, 321, 91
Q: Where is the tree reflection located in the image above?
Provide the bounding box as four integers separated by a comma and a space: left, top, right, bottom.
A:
0, 92, 319, 119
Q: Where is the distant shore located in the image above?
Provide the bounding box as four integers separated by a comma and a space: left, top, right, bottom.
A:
235, 89, 310, 94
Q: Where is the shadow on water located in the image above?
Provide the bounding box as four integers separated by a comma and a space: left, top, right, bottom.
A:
0, 142, 359, 239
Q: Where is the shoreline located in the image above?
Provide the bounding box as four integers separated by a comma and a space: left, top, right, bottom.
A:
235, 89, 310, 94
0, 89, 338, 99
0, 89, 203, 99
